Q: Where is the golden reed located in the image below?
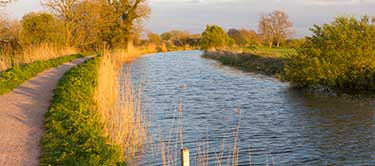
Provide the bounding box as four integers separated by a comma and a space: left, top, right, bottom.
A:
0, 43, 77, 71
95, 46, 157, 162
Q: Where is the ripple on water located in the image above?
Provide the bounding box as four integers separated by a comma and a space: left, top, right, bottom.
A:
125, 50, 375, 166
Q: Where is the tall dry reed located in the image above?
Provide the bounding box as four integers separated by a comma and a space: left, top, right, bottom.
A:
95, 47, 157, 162
0, 43, 77, 71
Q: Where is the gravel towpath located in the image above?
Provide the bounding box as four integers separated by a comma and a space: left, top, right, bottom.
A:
0, 57, 89, 166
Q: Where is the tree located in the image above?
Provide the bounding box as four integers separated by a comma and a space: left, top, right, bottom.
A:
147, 32, 161, 45
43, 0, 80, 46
259, 10, 293, 47
200, 25, 232, 50
72, 0, 101, 50
259, 15, 273, 48
98, 0, 150, 48
228, 28, 261, 46
20, 12, 63, 46
271, 11, 293, 47
0, 16, 21, 56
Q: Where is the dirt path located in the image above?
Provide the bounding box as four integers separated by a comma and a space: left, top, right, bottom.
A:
0, 57, 89, 166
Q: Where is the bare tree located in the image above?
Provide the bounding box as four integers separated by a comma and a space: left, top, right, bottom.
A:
258, 10, 293, 48
271, 10, 293, 47
259, 14, 274, 48
42, 0, 80, 46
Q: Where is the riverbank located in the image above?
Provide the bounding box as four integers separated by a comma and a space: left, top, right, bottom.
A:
41, 49, 150, 165
202, 50, 288, 78
41, 56, 125, 165
203, 49, 375, 97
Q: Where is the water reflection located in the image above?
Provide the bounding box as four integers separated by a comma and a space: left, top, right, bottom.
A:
125, 51, 375, 165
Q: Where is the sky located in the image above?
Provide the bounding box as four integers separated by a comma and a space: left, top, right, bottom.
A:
4, 0, 375, 37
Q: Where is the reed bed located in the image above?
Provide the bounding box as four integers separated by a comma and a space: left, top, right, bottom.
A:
95, 47, 157, 162
0, 44, 77, 71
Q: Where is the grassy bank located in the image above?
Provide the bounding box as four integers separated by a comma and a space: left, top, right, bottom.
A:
0, 54, 83, 95
240, 46, 297, 58
203, 49, 290, 77
41, 57, 123, 165
42, 49, 149, 165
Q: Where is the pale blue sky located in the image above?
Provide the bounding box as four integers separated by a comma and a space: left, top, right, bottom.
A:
4, 0, 375, 37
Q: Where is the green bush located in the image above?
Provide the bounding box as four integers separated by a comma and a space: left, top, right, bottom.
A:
200, 25, 233, 50
41, 57, 123, 166
285, 16, 375, 91
21, 12, 64, 46
0, 54, 82, 95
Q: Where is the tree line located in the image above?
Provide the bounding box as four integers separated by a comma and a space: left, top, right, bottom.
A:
0, 0, 149, 52
145, 10, 296, 51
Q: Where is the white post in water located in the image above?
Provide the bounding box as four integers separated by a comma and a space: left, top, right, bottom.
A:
181, 148, 190, 166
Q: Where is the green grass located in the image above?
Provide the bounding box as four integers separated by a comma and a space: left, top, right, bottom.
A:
0, 54, 83, 95
241, 46, 297, 58
203, 47, 293, 77
41, 56, 123, 166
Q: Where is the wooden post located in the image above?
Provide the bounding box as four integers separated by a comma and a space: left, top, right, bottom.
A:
181, 148, 190, 166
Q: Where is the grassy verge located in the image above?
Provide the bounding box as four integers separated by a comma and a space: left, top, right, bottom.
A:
41, 56, 123, 166
0, 54, 83, 95
203, 50, 288, 77
241, 46, 297, 58
1, 44, 77, 71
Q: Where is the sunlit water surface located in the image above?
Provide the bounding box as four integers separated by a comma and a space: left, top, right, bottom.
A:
124, 50, 375, 165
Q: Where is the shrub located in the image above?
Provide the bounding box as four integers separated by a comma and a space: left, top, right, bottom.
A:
285, 16, 375, 91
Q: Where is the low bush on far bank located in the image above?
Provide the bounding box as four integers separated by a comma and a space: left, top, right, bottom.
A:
284, 16, 375, 91
203, 50, 286, 77
0, 54, 82, 95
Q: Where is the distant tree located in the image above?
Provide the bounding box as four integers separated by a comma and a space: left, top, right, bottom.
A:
227, 28, 261, 46
160, 30, 200, 48
43, 0, 80, 46
161, 30, 190, 41
20, 12, 63, 46
259, 10, 294, 47
160, 32, 172, 41
259, 15, 274, 48
147, 32, 161, 45
200, 25, 232, 50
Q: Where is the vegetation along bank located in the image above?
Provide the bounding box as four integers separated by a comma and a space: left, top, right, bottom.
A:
0, 54, 83, 95
201, 12, 375, 93
41, 56, 124, 166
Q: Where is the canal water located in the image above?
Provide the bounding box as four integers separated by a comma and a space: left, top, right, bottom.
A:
124, 50, 375, 165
